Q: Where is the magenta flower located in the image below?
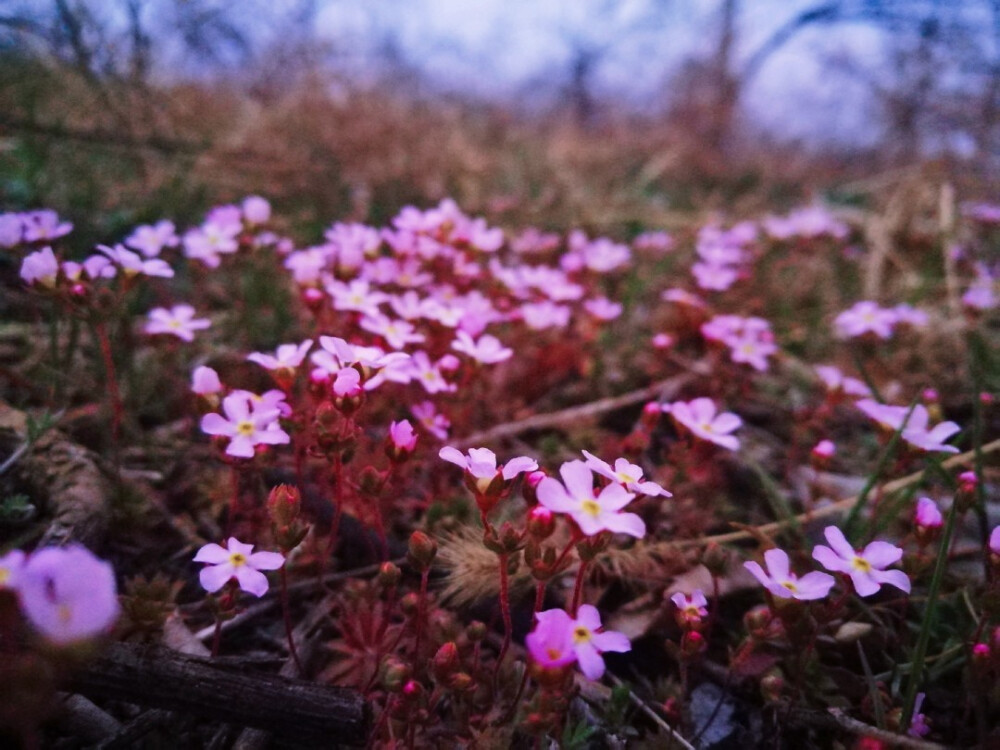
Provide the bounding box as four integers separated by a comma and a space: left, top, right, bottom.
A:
200, 392, 290, 458
914, 497, 942, 529
812, 526, 911, 597
193, 538, 284, 597
664, 398, 742, 451
145, 305, 211, 342
988, 526, 1000, 555
18, 545, 119, 645
389, 419, 418, 452
744, 548, 835, 601
536, 460, 645, 539
670, 590, 708, 627
581, 450, 671, 497
812, 440, 836, 459
530, 606, 631, 680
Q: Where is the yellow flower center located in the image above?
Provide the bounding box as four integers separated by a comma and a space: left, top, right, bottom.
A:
58, 604, 73, 624
0, 569, 9, 586
852, 556, 871, 573
546, 647, 563, 661
580, 499, 601, 517
572, 625, 592, 644
236, 420, 255, 436
229, 552, 248, 567
781, 581, 797, 592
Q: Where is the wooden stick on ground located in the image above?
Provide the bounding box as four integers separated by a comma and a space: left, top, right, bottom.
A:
71, 643, 368, 747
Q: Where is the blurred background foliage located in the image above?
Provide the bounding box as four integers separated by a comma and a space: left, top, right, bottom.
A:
2, 0, 1000, 246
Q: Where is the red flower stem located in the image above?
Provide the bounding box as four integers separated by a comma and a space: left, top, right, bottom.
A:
571, 559, 589, 616
495, 552, 513, 675
94, 320, 122, 470
413, 568, 430, 660
279, 564, 304, 676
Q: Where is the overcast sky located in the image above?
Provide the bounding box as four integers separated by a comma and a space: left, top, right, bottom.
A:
312, 0, 888, 145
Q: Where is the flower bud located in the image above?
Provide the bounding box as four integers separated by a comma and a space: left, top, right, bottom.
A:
407, 531, 437, 571
379, 657, 411, 692
267, 485, 301, 528
467, 621, 487, 642
680, 630, 705, 658
358, 465, 383, 496
527, 506, 556, 540
302, 287, 325, 312
956, 471, 979, 512
431, 642, 460, 683
701, 542, 729, 577
522, 470, 546, 505
377, 561, 402, 589
760, 670, 784, 703
744, 604, 772, 637
448, 672, 474, 691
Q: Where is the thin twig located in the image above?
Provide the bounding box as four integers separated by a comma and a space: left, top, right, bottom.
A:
605, 674, 696, 750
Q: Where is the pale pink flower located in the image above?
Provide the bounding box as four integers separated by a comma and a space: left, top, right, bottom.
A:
664, 398, 741, 451
20, 247, 60, 287
692, 262, 739, 291
407, 351, 455, 394
191, 366, 222, 395
662, 288, 707, 309
583, 297, 623, 320
744, 548, 835, 601
812, 439, 836, 459
652, 333, 674, 349
183, 222, 240, 268
901, 405, 961, 454
327, 279, 389, 317
193, 538, 284, 597
360, 314, 426, 350
200, 392, 290, 458
247, 340, 314, 372
856, 399, 910, 431
18, 545, 119, 645
536, 460, 645, 538
520, 301, 572, 330
145, 305, 211, 342
0, 549, 25, 590
125, 220, 179, 257
242, 195, 271, 224
284, 249, 328, 284
22, 210, 72, 242
989, 526, 1000, 555
411, 401, 450, 440
0, 212, 23, 247
98, 244, 174, 278
815, 365, 871, 397
530, 606, 630, 680
581, 238, 631, 273
633, 231, 674, 253
581, 450, 671, 497
812, 526, 911, 597
834, 301, 898, 339
439, 446, 537, 492
451, 331, 513, 364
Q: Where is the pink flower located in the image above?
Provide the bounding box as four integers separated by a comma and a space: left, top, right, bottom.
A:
22, 210, 72, 242
191, 366, 222, 395
451, 331, 513, 364
360, 314, 426, 350
389, 419, 418, 452
520, 301, 572, 330
200, 392, 290, 458
411, 401, 450, 440
901, 405, 961, 454
183, 222, 240, 268
664, 398, 741, 451
834, 301, 898, 339
242, 195, 271, 225
145, 305, 211, 342
18, 545, 119, 645
633, 231, 673, 253
406, 351, 455, 394
0, 212, 23, 247
661, 288, 707, 309
692, 262, 739, 291
652, 333, 674, 349
536, 460, 645, 538
193, 538, 284, 597
989, 526, 1000, 555
327, 279, 388, 317
815, 365, 871, 397
856, 399, 910, 431
20, 247, 60, 287
0, 549, 25, 590
439, 446, 537, 493
812, 440, 836, 459
247, 340, 314, 372
812, 526, 911, 597
744, 548, 835, 601
670, 590, 708, 627
581, 450, 671, 497
914, 497, 942, 529
98, 244, 174, 278
530, 606, 631, 680
583, 297, 623, 320
125, 220, 179, 257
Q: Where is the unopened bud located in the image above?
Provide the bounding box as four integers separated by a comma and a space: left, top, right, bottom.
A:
431, 642, 460, 683
407, 531, 437, 571
267, 485, 301, 528
402, 679, 424, 700
744, 605, 772, 637
701, 543, 729, 577
448, 672, 474, 691
957, 471, 979, 512
379, 657, 411, 692
680, 630, 705, 658
302, 287, 325, 312
399, 592, 420, 616
358, 465, 382, 496
377, 561, 401, 588
522, 470, 546, 504
467, 621, 487, 642
760, 671, 784, 703
640, 401, 662, 429
527, 506, 556, 540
